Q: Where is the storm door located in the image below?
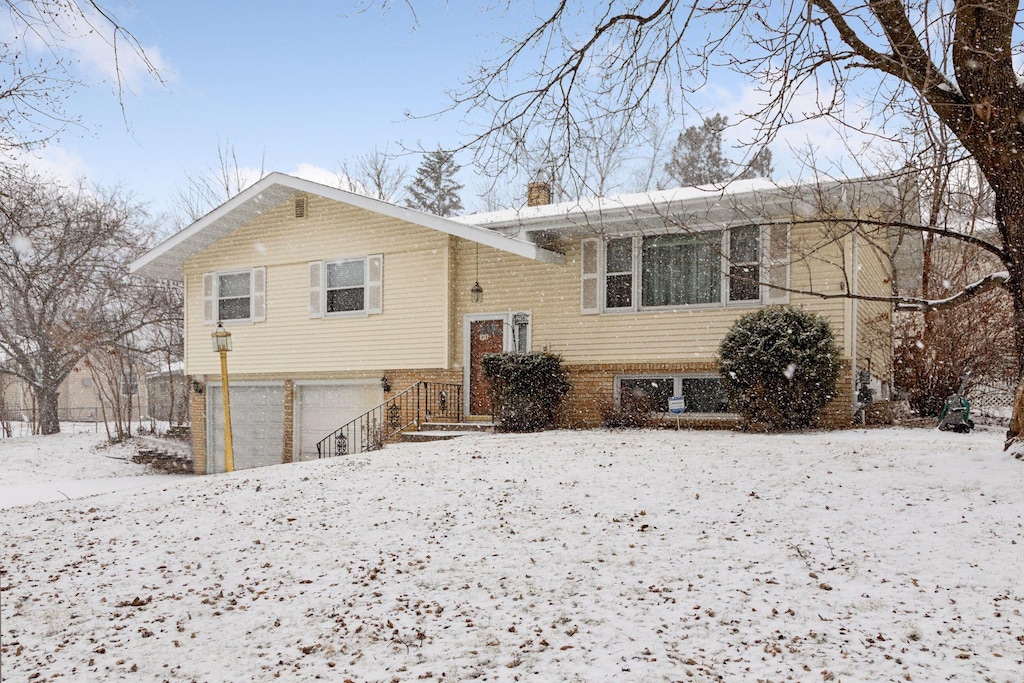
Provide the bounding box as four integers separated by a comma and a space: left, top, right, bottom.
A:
468, 318, 504, 415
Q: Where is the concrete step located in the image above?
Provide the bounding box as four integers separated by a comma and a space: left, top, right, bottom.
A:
419, 421, 497, 433
401, 430, 487, 443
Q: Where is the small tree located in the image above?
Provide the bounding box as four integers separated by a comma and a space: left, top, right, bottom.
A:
481, 352, 570, 432
405, 148, 464, 217
719, 307, 841, 431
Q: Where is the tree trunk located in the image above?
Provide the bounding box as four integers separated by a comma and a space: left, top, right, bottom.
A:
1001, 208, 1024, 457
35, 385, 61, 435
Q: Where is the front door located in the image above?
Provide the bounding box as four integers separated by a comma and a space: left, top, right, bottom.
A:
469, 318, 504, 415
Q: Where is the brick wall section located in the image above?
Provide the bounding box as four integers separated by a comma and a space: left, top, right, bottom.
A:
189, 380, 207, 475
382, 369, 462, 397
558, 360, 855, 430
820, 361, 854, 429
559, 362, 720, 428
282, 380, 294, 464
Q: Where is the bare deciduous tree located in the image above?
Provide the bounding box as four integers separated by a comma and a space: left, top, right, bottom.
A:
398, 0, 1024, 455
0, 164, 162, 434
0, 0, 161, 150
175, 140, 266, 226
337, 146, 408, 202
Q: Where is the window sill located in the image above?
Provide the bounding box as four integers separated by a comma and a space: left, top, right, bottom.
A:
324, 310, 369, 319
601, 300, 768, 314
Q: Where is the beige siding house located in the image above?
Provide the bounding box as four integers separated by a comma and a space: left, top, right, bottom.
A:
131, 173, 909, 474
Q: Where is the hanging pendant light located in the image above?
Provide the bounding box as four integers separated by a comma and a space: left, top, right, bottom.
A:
470, 241, 483, 303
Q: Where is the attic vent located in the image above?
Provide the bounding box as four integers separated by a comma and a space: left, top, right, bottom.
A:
294, 196, 308, 219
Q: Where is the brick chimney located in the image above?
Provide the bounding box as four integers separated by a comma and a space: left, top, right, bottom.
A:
527, 181, 552, 207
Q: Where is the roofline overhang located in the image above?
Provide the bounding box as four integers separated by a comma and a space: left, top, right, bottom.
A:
130, 173, 564, 281
456, 176, 897, 236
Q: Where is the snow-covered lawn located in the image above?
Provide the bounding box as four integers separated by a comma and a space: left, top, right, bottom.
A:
1, 427, 1023, 682
0, 429, 182, 509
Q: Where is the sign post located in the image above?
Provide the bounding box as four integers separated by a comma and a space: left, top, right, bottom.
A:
667, 396, 686, 430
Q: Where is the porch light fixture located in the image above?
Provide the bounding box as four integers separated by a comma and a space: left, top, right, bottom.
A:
470, 241, 484, 303
381, 376, 391, 393
211, 322, 235, 473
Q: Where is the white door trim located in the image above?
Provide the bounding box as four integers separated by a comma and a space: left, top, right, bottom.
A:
462, 311, 532, 415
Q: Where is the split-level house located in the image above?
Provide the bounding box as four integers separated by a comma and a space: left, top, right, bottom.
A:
130, 173, 915, 474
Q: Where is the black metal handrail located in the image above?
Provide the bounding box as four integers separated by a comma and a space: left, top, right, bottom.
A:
315, 381, 462, 458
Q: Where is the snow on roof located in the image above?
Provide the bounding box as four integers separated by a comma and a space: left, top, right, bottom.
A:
455, 178, 787, 231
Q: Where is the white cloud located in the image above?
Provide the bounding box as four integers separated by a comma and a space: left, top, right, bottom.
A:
290, 163, 342, 188
290, 163, 369, 196
10, 3, 170, 92
10, 146, 91, 185
690, 79, 893, 182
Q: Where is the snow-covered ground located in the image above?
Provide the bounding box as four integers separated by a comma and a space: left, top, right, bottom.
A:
0, 429, 183, 508
1, 427, 1023, 682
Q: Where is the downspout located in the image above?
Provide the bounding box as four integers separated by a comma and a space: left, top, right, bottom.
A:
851, 226, 859, 418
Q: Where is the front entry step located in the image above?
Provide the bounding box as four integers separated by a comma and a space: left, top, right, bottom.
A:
400, 421, 497, 443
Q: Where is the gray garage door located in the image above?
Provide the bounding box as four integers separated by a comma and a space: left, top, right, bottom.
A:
295, 382, 382, 461
208, 383, 285, 473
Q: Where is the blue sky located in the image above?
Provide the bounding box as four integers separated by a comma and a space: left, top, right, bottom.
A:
13, 1, 862, 222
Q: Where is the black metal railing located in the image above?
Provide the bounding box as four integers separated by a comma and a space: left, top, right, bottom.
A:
316, 381, 462, 458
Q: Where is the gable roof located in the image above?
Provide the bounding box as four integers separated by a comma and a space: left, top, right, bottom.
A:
131, 173, 564, 281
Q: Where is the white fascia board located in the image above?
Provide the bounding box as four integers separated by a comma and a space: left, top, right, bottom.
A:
130, 173, 563, 281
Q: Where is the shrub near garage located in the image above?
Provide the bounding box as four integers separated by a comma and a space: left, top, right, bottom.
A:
481, 352, 570, 432
719, 306, 841, 431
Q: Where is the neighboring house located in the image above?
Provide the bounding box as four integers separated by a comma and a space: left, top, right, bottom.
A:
130, 173, 914, 474
145, 362, 190, 424
0, 356, 150, 425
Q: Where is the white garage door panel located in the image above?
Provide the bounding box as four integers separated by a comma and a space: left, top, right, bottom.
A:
297, 383, 382, 461
209, 385, 285, 473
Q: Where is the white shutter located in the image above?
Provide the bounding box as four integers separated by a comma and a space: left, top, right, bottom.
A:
366, 254, 383, 315
203, 273, 215, 324
580, 238, 601, 315
251, 267, 266, 322
764, 224, 790, 304
309, 261, 323, 318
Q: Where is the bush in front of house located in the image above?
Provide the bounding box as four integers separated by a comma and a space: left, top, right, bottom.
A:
719, 306, 841, 430
482, 352, 571, 432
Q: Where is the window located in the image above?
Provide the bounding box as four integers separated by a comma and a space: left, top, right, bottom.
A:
678, 377, 730, 413
620, 377, 674, 413
580, 226, 787, 314
641, 232, 721, 306
203, 268, 265, 324
218, 271, 251, 320
326, 259, 365, 313
728, 225, 760, 302
308, 255, 383, 318
617, 374, 730, 414
605, 238, 633, 309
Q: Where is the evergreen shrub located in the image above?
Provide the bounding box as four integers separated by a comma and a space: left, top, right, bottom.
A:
481, 352, 571, 432
719, 306, 841, 430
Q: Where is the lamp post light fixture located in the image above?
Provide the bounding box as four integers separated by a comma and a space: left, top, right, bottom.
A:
211, 321, 234, 473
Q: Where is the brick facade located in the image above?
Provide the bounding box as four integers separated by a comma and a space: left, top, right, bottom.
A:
189, 381, 207, 475
190, 361, 856, 474
557, 360, 855, 430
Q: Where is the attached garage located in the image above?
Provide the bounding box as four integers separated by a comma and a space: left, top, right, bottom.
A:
294, 382, 382, 461
207, 383, 285, 473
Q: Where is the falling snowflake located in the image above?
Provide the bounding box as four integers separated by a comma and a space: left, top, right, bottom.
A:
12, 234, 33, 260
783, 363, 797, 380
